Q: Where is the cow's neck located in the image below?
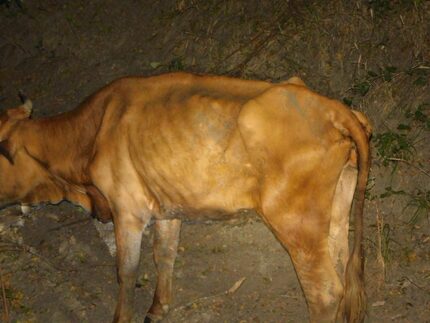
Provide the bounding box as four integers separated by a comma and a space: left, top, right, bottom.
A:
18, 95, 106, 185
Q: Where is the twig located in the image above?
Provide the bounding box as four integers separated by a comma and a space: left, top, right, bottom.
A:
218, 30, 267, 63
375, 201, 385, 287
0, 269, 10, 323
226, 30, 280, 76
387, 158, 430, 178
209, 30, 268, 75
1, 35, 29, 55
47, 218, 91, 232
0, 248, 22, 253
0, 239, 70, 273
402, 276, 428, 292
170, 277, 246, 314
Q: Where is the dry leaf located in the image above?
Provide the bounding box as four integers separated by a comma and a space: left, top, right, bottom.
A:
226, 277, 246, 294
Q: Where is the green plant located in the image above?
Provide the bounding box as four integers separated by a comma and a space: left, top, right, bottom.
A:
168, 58, 185, 71
404, 103, 430, 130
342, 97, 353, 106
379, 186, 406, 199
374, 130, 416, 166
352, 81, 371, 96
0, 0, 22, 8
379, 187, 429, 225
400, 0, 426, 8
407, 65, 429, 87
381, 66, 397, 81
368, 0, 391, 16
374, 103, 429, 167
380, 223, 395, 261
368, 0, 424, 15
404, 189, 430, 225
370, 220, 397, 263
348, 66, 399, 103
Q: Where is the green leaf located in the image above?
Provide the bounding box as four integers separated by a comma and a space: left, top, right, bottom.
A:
353, 81, 371, 96
343, 97, 353, 106
382, 66, 397, 82
367, 70, 378, 77
397, 124, 411, 131
414, 108, 428, 123
168, 58, 184, 71
414, 76, 428, 86
385, 66, 397, 73
150, 62, 162, 69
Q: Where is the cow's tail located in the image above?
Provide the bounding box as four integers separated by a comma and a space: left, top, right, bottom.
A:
333, 105, 371, 323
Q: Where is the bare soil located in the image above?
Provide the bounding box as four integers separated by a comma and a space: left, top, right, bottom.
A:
1, 1, 429, 322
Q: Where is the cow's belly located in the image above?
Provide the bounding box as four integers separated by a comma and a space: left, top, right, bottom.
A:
136, 143, 260, 218
129, 121, 260, 217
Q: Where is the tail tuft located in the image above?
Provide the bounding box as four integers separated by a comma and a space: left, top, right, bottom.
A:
344, 248, 366, 322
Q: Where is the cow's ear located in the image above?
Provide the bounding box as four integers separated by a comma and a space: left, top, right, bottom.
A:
282, 76, 307, 87
7, 96, 33, 120
0, 140, 14, 165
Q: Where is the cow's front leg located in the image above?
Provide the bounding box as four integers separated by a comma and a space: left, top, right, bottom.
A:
113, 212, 148, 323
145, 219, 182, 322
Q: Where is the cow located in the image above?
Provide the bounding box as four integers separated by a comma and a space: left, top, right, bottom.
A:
0, 72, 371, 322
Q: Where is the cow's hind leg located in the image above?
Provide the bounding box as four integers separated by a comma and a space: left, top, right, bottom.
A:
260, 168, 345, 322
263, 206, 343, 322
145, 219, 182, 322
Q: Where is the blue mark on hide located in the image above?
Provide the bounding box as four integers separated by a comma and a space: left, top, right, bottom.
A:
282, 89, 306, 118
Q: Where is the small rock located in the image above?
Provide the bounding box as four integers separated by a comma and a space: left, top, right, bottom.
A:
372, 300, 385, 307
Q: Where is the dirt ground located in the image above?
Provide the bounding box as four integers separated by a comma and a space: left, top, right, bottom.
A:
0, 0, 429, 322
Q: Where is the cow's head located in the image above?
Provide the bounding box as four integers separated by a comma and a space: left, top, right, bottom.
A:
0, 96, 112, 222
0, 97, 68, 209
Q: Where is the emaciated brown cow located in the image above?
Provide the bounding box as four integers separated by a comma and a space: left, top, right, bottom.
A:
0, 73, 371, 322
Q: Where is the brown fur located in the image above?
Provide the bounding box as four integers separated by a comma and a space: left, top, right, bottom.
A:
0, 72, 371, 322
